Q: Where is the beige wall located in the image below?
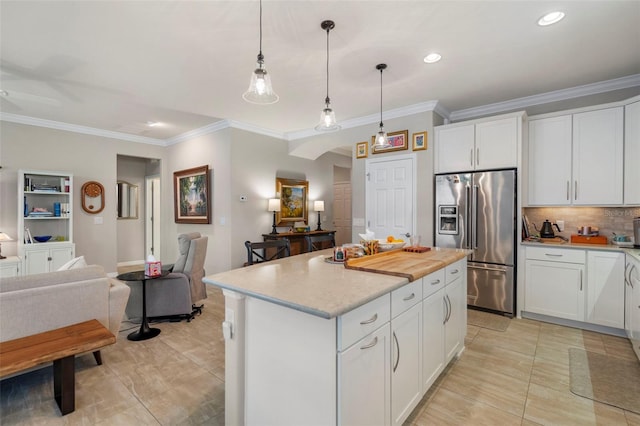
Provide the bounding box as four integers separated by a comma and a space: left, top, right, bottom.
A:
116, 155, 148, 262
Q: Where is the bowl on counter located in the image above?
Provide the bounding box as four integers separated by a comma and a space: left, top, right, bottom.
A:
377, 239, 406, 251
33, 235, 52, 243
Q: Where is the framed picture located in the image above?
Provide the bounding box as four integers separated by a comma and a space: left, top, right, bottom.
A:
356, 141, 368, 159
371, 130, 409, 154
412, 131, 427, 151
276, 177, 308, 225
173, 165, 211, 224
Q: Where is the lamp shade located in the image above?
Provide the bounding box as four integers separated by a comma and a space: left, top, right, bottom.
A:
0, 232, 14, 242
268, 198, 281, 212
314, 201, 325, 212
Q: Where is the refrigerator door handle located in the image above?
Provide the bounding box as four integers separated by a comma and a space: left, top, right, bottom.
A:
472, 184, 479, 249
465, 184, 472, 249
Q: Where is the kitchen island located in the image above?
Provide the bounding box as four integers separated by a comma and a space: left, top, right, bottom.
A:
204, 247, 469, 426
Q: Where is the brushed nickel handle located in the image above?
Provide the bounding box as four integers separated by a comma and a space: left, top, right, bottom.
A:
431, 279, 441, 285
575, 181, 578, 200
393, 332, 400, 372
446, 295, 452, 323
545, 253, 563, 257
450, 269, 459, 274
566, 181, 570, 200
580, 270, 583, 291
476, 147, 480, 166
443, 297, 448, 324
403, 293, 416, 301
360, 313, 378, 325
360, 336, 378, 350
470, 149, 474, 167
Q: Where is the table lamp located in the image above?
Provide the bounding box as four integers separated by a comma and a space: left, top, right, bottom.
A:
0, 232, 14, 259
268, 198, 281, 234
314, 201, 325, 231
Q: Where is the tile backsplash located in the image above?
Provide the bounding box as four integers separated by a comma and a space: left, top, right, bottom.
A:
523, 207, 639, 242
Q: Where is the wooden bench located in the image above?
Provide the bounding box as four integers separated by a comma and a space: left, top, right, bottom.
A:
0, 319, 116, 415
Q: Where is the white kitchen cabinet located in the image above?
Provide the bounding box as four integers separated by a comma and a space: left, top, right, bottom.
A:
625, 255, 640, 360
18, 169, 75, 275
528, 115, 572, 205
435, 114, 522, 174
444, 272, 466, 363
586, 251, 625, 328
572, 107, 624, 205
421, 287, 444, 392
525, 247, 585, 321
339, 324, 391, 426
23, 244, 74, 275
0, 256, 21, 278
624, 100, 640, 205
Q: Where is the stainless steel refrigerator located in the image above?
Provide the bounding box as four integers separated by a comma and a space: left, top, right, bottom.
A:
435, 169, 516, 316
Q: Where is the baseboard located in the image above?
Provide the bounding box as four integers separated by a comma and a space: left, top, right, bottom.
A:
521, 311, 626, 338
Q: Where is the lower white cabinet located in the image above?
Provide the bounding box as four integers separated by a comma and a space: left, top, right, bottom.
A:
625, 255, 640, 360
391, 302, 422, 426
339, 324, 391, 426
444, 276, 465, 363
0, 256, 21, 277
422, 287, 445, 392
586, 251, 625, 328
23, 243, 74, 275
525, 247, 585, 321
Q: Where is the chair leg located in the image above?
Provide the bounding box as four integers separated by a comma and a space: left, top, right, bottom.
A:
92, 351, 102, 365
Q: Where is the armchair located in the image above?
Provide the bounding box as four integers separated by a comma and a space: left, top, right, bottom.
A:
124, 232, 208, 321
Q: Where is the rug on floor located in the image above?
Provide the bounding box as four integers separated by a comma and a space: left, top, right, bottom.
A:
467, 309, 510, 332
569, 348, 640, 414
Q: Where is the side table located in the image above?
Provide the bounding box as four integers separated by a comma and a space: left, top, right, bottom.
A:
116, 270, 169, 341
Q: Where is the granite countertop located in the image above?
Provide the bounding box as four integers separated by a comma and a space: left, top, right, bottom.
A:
203, 247, 469, 319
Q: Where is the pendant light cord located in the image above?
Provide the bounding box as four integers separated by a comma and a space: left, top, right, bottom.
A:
258, 0, 264, 62
325, 26, 330, 105
379, 67, 384, 128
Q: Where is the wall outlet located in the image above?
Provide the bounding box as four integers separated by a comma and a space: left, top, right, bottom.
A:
556, 220, 564, 231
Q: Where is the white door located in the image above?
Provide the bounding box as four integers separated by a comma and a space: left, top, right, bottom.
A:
366, 155, 415, 241
333, 182, 352, 246
145, 175, 161, 258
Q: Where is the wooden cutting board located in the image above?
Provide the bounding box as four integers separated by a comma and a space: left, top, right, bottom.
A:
344, 250, 448, 282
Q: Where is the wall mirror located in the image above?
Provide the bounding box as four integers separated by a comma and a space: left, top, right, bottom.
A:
117, 181, 138, 219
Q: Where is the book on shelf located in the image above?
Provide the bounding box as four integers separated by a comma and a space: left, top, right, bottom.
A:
25, 228, 33, 244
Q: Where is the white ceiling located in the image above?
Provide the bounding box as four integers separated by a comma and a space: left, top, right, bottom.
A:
1, 1, 639, 149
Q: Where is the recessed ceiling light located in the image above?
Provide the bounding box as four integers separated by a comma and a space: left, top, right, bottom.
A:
538, 11, 565, 26
423, 53, 442, 64
146, 121, 161, 127
0, 90, 9, 97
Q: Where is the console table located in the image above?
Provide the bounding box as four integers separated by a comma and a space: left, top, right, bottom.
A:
262, 230, 336, 255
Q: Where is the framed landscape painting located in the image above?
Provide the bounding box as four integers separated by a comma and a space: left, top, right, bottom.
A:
174, 165, 211, 224
276, 177, 308, 225
356, 141, 368, 159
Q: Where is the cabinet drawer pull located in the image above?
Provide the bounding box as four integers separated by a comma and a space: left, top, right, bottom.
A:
360, 336, 378, 350
403, 293, 416, 301
450, 269, 459, 274
360, 313, 378, 325
544, 253, 563, 257
431, 279, 441, 285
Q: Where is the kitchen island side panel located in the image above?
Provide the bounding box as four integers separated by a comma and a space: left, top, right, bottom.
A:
245, 296, 337, 425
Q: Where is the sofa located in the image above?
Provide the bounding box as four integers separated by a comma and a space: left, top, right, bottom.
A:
0, 265, 131, 344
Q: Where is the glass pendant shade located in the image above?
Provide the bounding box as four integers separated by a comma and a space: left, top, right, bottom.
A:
243, 62, 279, 104
315, 103, 340, 131
372, 63, 391, 149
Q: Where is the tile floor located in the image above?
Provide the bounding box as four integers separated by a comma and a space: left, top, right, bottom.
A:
1, 286, 639, 425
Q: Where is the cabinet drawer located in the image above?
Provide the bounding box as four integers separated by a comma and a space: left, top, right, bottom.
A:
338, 294, 390, 351
445, 260, 464, 284
422, 269, 445, 299
526, 246, 585, 263
391, 279, 422, 319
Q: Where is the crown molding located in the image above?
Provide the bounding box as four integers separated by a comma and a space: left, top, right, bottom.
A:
450, 74, 640, 122
226, 120, 285, 140
285, 100, 442, 140
0, 112, 166, 145
164, 119, 231, 145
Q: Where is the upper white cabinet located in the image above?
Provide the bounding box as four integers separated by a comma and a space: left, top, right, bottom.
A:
528, 106, 624, 206
528, 115, 572, 205
18, 169, 75, 275
435, 114, 523, 174
624, 100, 640, 205
572, 107, 624, 205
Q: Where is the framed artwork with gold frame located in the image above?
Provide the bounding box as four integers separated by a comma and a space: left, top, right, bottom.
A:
356, 141, 368, 159
174, 165, 211, 224
275, 178, 308, 225
371, 130, 409, 154
412, 131, 427, 151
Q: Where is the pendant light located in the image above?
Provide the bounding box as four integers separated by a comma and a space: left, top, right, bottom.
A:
243, 0, 279, 104
372, 63, 391, 149
314, 20, 340, 131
